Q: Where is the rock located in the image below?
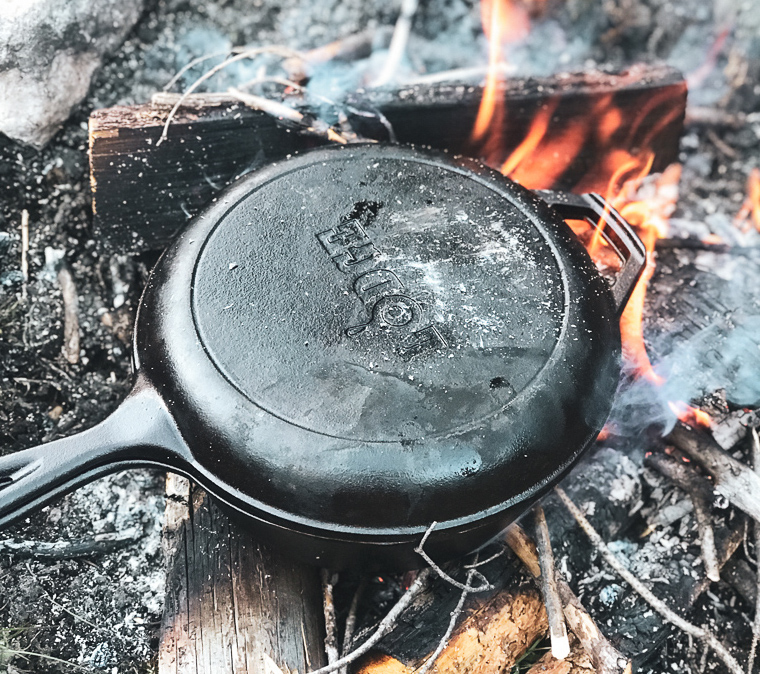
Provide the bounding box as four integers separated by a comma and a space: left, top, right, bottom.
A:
0, 0, 144, 148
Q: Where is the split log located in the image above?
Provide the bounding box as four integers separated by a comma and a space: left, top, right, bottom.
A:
526, 636, 595, 674
88, 64, 685, 253
354, 550, 548, 674
668, 422, 760, 522
158, 474, 325, 674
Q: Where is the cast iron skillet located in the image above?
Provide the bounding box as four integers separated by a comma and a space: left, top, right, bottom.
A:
0, 144, 645, 569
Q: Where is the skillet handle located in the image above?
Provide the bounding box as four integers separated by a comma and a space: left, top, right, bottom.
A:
539, 191, 647, 316
0, 379, 189, 530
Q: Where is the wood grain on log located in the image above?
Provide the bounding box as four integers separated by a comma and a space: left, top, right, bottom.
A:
88, 64, 685, 253
668, 422, 760, 522
356, 586, 547, 674
158, 474, 325, 674
355, 550, 547, 674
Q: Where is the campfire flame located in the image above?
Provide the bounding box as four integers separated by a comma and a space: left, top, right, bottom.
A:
668, 401, 712, 429
736, 168, 760, 232
471, 0, 713, 432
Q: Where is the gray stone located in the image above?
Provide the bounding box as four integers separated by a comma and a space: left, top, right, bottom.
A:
0, 0, 144, 148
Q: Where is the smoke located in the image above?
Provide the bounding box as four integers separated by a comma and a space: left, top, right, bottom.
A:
608, 244, 760, 438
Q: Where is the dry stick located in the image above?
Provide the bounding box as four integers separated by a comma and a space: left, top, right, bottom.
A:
227, 87, 352, 144
646, 451, 721, 581
156, 45, 302, 146
321, 569, 340, 666
669, 423, 760, 523
20, 209, 29, 301
414, 569, 478, 674
554, 486, 744, 674
162, 48, 245, 92
414, 521, 493, 593
305, 568, 433, 674
749, 427, 760, 674
371, 0, 419, 87
533, 504, 570, 660
505, 523, 630, 674
0, 528, 141, 560
341, 576, 367, 656
57, 264, 80, 365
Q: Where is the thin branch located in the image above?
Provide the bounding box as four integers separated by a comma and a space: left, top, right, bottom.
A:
306, 568, 432, 674
341, 576, 367, 657
321, 569, 340, 666
534, 504, 570, 659
749, 427, 760, 674
668, 423, 760, 523
414, 569, 477, 674
463, 545, 506, 569
505, 523, 630, 674
163, 49, 244, 92
0, 528, 141, 560
156, 45, 302, 146
414, 521, 493, 593
227, 87, 352, 144
57, 263, 80, 365
20, 209, 29, 301
555, 486, 744, 674
371, 0, 419, 88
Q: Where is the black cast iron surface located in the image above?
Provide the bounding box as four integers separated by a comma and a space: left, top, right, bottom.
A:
0, 143, 643, 568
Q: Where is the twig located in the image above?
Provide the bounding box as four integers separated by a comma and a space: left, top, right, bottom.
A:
20, 209, 29, 301
505, 523, 630, 674
684, 106, 760, 129
414, 521, 493, 593
0, 528, 141, 560
156, 45, 302, 146
668, 422, 760, 523
463, 544, 506, 569
163, 49, 244, 92
341, 576, 367, 657
321, 569, 340, 666
555, 486, 744, 674
533, 504, 570, 660
371, 0, 419, 87
646, 451, 720, 582
0, 647, 86, 670
57, 263, 80, 365
749, 428, 760, 674
227, 87, 352, 144
707, 128, 738, 158
399, 63, 515, 86
414, 569, 477, 674
305, 568, 432, 674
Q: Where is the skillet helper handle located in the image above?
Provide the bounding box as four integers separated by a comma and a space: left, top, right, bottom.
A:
540, 191, 647, 316
0, 381, 188, 530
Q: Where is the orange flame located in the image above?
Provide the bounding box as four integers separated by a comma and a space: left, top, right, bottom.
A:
471, 0, 536, 147
471, 2, 701, 434
668, 401, 712, 429
736, 168, 760, 232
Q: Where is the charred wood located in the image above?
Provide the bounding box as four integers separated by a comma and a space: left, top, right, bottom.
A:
505, 523, 630, 674
89, 64, 685, 253
668, 422, 760, 523
354, 550, 548, 674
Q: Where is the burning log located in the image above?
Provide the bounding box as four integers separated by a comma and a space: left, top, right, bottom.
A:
505, 523, 631, 674
668, 422, 760, 523
354, 550, 549, 674
158, 475, 326, 674
88, 64, 685, 253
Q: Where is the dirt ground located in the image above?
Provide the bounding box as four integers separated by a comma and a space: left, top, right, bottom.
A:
1, 0, 759, 672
